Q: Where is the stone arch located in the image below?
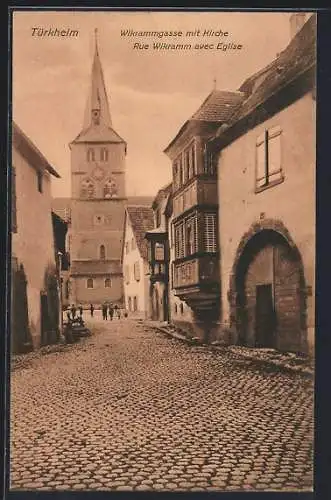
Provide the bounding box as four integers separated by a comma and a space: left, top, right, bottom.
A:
228, 219, 307, 353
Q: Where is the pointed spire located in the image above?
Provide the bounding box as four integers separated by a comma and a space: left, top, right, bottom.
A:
82, 29, 112, 129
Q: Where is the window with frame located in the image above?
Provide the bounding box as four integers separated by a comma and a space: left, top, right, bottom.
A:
203, 213, 217, 252
256, 126, 282, 190
37, 170, 43, 193
12, 166, 17, 233
134, 261, 140, 281
203, 143, 216, 176
87, 278, 94, 289
100, 148, 109, 162
174, 212, 198, 259
87, 148, 95, 162
99, 245, 106, 260
81, 178, 95, 199
104, 178, 117, 198
104, 277, 111, 288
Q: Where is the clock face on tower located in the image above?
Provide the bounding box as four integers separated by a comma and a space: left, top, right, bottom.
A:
92, 165, 105, 181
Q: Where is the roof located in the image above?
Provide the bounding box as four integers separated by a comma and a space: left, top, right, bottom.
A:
12, 122, 61, 178
191, 90, 245, 121
51, 196, 153, 219
152, 182, 173, 210
229, 14, 316, 126
71, 33, 126, 145
164, 90, 245, 154
70, 260, 122, 276
72, 124, 126, 144
126, 205, 155, 261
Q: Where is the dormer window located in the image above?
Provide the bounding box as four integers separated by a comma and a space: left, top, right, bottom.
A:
87, 148, 95, 162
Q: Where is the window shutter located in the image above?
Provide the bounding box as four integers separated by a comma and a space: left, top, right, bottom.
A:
204, 213, 217, 252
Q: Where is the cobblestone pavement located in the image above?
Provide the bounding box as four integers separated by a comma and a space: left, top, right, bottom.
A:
10, 316, 314, 492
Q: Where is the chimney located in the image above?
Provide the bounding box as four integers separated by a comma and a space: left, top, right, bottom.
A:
289, 13, 307, 39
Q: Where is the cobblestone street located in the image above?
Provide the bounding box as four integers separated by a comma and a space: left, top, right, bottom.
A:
10, 316, 314, 492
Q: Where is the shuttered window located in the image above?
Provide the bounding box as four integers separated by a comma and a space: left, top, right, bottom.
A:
203, 213, 217, 252
256, 126, 283, 189
12, 166, 17, 233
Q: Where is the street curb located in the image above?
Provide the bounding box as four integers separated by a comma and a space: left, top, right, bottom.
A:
147, 323, 314, 378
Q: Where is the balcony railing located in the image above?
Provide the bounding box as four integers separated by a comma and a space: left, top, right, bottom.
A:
173, 254, 219, 289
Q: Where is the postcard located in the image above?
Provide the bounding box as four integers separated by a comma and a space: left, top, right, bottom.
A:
10, 9, 315, 494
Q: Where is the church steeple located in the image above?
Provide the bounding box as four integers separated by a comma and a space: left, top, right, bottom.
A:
83, 28, 112, 129
71, 29, 125, 145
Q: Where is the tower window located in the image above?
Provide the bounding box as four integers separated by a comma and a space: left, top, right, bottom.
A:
87, 148, 95, 162
92, 109, 100, 125
87, 278, 94, 289
100, 148, 108, 162
99, 245, 106, 260
104, 178, 118, 198
104, 278, 112, 288
81, 178, 95, 199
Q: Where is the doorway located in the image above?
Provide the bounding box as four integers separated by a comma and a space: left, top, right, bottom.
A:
255, 284, 275, 347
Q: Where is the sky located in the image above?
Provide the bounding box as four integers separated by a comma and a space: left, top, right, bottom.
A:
12, 10, 300, 198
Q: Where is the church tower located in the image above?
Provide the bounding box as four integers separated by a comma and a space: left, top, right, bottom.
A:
69, 30, 126, 305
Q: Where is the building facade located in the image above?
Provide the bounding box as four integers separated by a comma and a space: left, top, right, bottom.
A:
145, 184, 172, 322
164, 90, 244, 342
11, 122, 62, 352
69, 34, 127, 306
211, 14, 316, 353
122, 206, 154, 317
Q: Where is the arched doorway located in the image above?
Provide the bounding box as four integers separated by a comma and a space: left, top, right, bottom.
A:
230, 221, 307, 353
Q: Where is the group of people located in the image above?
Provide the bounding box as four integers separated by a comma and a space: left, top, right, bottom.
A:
101, 302, 124, 320
66, 303, 84, 322
65, 303, 127, 321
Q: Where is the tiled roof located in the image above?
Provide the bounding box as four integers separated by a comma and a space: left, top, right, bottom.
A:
190, 90, 245, 122
230, 15, 316, 125
164, 91, 244, 154
70, 260, 122, 276
72, 125, 125, 144
152, 182, 173, 209
126, 205, 155, 261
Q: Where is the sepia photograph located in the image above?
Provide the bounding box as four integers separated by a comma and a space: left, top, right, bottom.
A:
10, 8, 315, 493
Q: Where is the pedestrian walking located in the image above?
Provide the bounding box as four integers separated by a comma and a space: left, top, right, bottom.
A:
66, 310, 71, 323
79, 304, 83, 317
124, 310, 128, 318
90, 303, 94, 318
102, 302, 108, 320
70, 304, 76, 320
108, 303, 114, 321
